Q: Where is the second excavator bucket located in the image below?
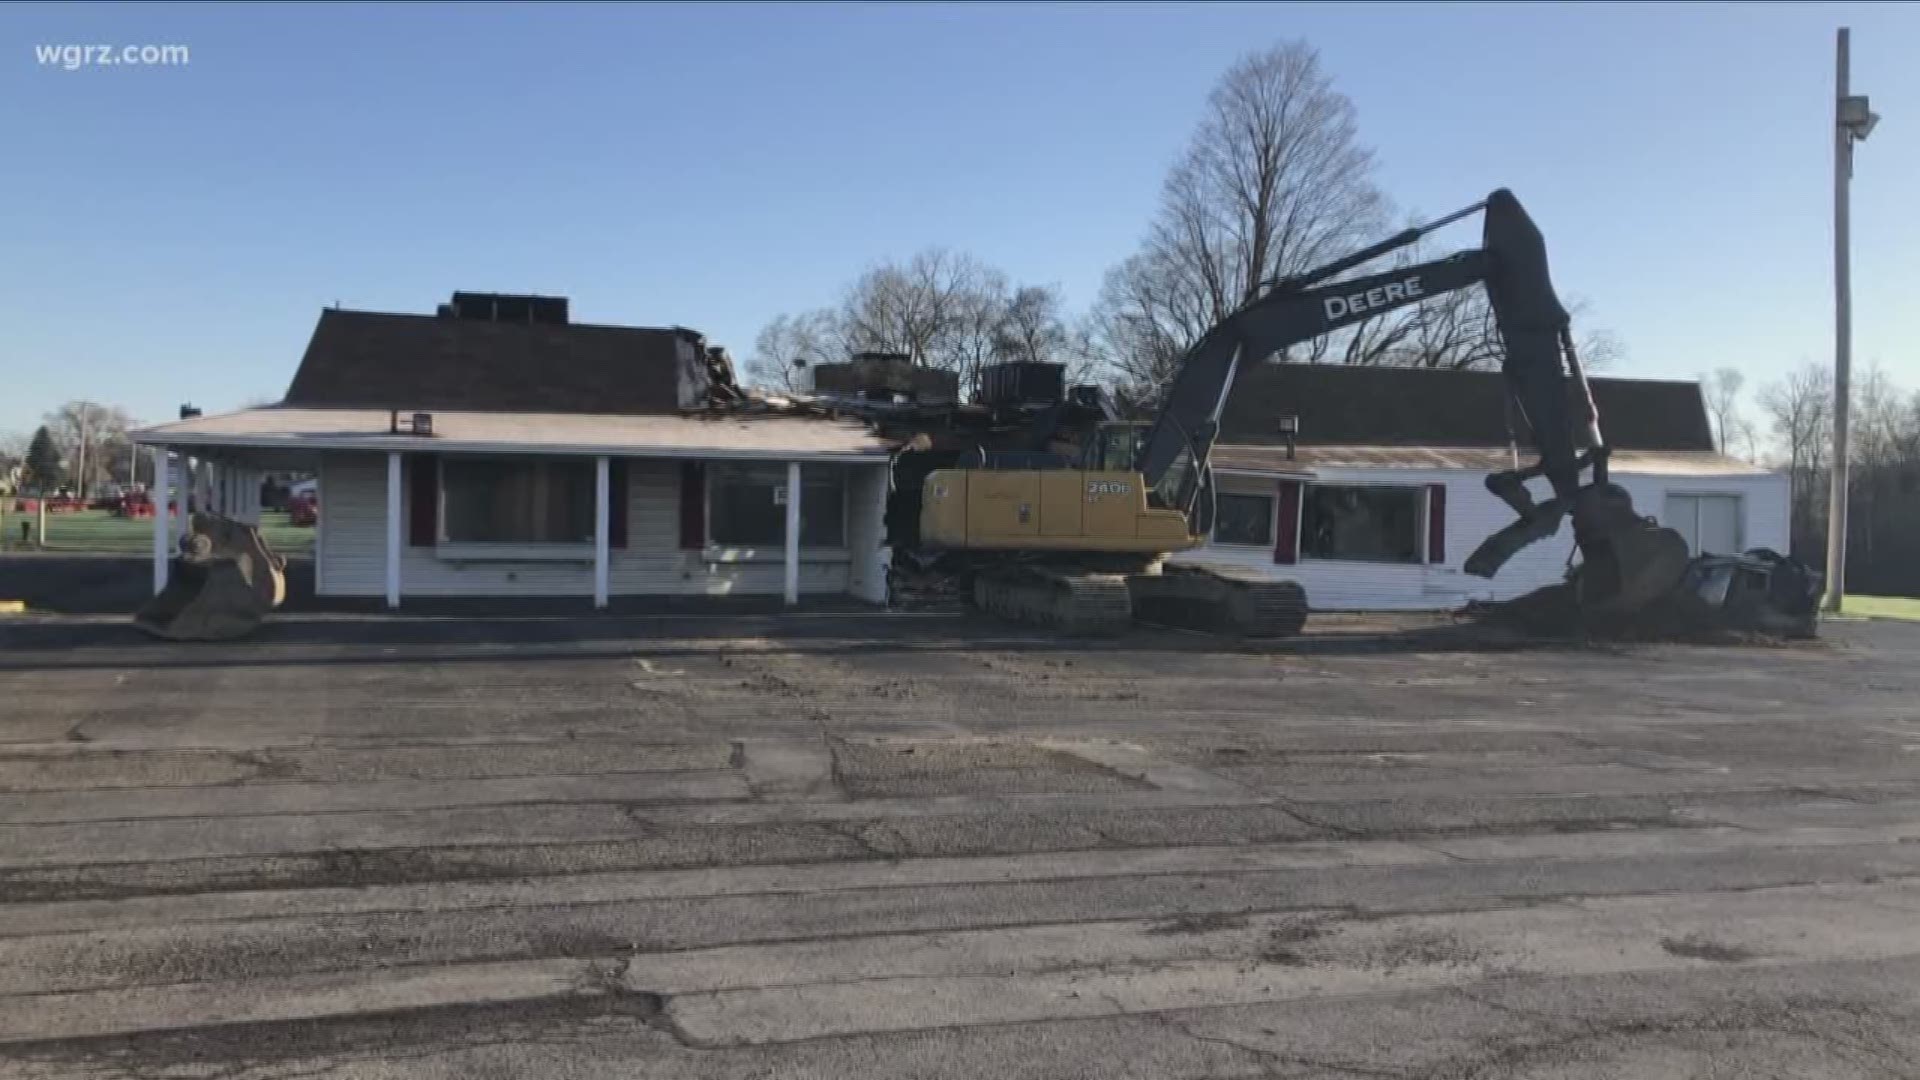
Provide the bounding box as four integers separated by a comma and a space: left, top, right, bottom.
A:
134, 513, 288, 641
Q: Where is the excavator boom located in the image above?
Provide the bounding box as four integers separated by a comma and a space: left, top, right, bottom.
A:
1130, 188, 1687, 610
916, 187, 1697, 635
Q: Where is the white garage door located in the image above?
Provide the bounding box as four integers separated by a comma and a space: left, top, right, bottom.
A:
1665, 493, 1743, 556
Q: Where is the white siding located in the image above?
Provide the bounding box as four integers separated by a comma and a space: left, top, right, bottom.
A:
316, 453, 388, 597
317, 452, 880, 600
845, 464, 891, 603
1178, 465, 1789, 612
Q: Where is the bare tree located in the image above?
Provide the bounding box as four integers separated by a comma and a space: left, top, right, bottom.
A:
1758, 362, 1833, 562
993, 286, 1071, 364
1759, 362, 1832, 474
1698, 368, 1756, 459
1094, 40, 1385, 395
745, 311, 839, 393
930, 267, 1014, 397
837, 250, 995, 367
753, 259, 1099, 399
1092, 249, 1216, 393
43, 401, 133, 497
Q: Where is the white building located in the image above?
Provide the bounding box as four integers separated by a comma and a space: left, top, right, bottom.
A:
133, 293, 894, 609
1174, 364, 1787, 611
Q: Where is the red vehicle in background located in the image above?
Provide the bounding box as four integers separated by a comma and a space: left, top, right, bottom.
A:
288, 490, 318, 527
116, 491, 157, 519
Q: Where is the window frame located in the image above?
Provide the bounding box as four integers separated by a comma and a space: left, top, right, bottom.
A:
703, 461, 850, 559
436, 455, 598, 555
1210, 490, 1277, 548
1297, 481, 1432, 566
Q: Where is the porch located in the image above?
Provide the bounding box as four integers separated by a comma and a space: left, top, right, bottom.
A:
132, 409, 895, 610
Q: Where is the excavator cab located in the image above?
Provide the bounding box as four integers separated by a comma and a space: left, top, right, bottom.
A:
1080, 422, 1149, 473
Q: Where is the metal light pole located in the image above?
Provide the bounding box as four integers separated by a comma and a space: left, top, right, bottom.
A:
1824, 27, 1880, 612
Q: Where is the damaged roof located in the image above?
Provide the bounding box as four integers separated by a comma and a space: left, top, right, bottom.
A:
282, 308, 701, 414
1218, 364, 1716, 452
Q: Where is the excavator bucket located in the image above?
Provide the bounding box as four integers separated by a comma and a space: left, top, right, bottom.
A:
134, 513, 287, 641
1566, 484, 1692, 616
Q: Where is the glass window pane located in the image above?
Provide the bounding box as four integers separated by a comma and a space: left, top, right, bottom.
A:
1300, 485, 1421, 563
1213, 492, 1273, 547
707, 463, 847, 548
709, 463, 785, 546
442, 459, 593, 543
800, 465, 845, 547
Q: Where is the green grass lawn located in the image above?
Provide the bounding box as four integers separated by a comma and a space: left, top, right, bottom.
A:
1842, 595, 1920, 622
0, 508, 314, 556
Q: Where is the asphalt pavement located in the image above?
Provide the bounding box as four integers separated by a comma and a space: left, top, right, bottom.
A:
1, 602, 1918, 1078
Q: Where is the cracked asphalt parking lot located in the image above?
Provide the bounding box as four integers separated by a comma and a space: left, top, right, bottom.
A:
3, 603, 1920, 1079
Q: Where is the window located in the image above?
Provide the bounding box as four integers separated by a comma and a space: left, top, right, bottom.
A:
442, 459, 595, 543
1212, 492, 1274, 547
1664, 493, 1743, 556
708, 463, 846, 548
1300, 484, 1423, 564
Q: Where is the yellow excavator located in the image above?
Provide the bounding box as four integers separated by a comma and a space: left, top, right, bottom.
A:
917, 189, 1693, 637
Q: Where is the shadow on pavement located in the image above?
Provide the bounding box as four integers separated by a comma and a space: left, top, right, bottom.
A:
0, 553, 1568, 673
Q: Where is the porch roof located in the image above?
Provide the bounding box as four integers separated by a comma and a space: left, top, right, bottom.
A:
132, 405, 896, 462
1211, 444, 1775, 478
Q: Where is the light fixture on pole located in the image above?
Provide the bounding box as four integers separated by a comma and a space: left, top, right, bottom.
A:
1825, 27, 1878, 612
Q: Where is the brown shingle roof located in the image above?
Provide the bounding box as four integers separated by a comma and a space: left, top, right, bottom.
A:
282, 309, 700, 414
1218, 364, 1715, 452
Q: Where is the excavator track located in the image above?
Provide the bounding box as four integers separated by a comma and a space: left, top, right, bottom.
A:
1127, 564, 1309, 638
970, 566, 1135, 637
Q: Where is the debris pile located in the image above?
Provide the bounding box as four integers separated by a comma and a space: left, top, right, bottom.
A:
887, 555, 967, 612
1472, 548, 1820, 643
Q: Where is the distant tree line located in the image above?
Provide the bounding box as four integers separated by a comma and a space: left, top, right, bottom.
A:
0, 401, 143, 497
1710, 362, 1920, 598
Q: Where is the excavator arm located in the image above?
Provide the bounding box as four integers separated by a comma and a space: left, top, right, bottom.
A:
1131, 189, 1678, 598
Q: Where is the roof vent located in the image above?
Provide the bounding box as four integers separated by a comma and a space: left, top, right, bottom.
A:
447, 292, 569, 325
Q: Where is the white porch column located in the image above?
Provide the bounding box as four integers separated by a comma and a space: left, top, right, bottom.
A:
784, 461, 801, 606
150, 446, 171, 595
593, 455, 610, 610
385, 451, 402, 609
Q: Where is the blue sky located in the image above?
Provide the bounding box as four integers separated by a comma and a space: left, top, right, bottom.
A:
2, 2, 1914, 436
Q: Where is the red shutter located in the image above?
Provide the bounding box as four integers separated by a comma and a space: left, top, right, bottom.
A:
609, 459, 629, 548
1273, 480, 1302, 565
408, 454, 438, 547
1426, 482, 1447, 564
678, 462, 705, 549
